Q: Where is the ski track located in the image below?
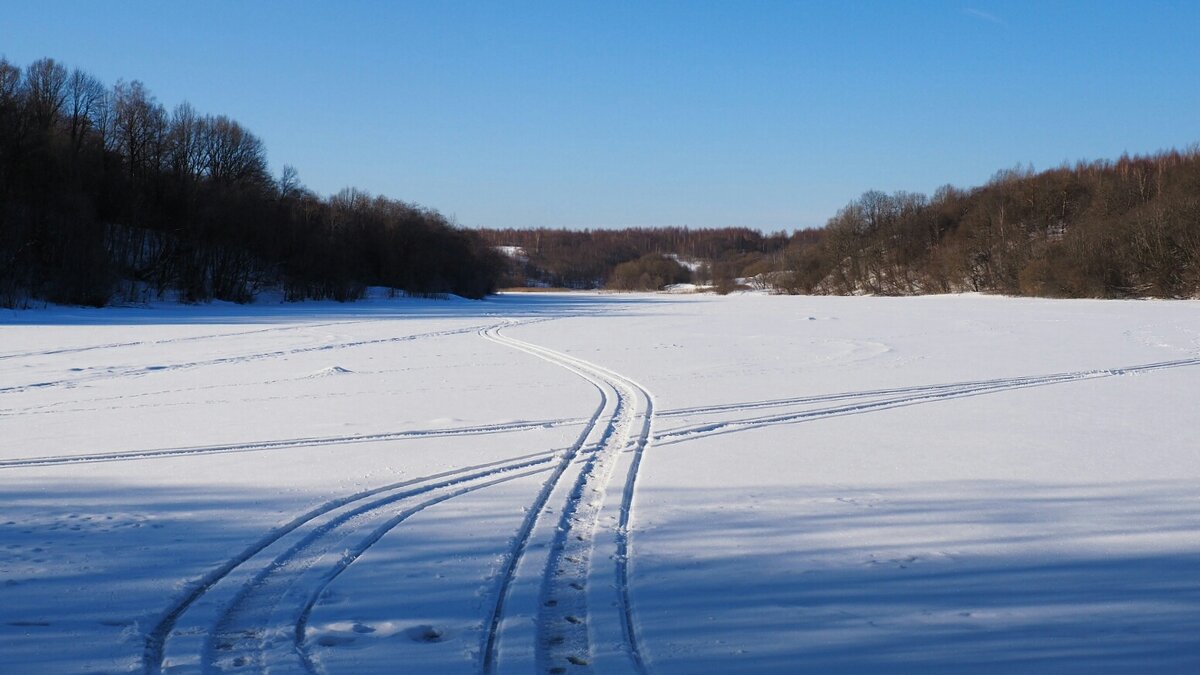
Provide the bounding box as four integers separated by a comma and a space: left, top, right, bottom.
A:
654, 356, 1200, 445
21, 305, 1194, 674
613, 380, 653, 675
0, 320, 372, 362
1, 359, 534, 419
25, 306, 1190, 672
0, 322, 494, 396
142, 316, 573, 674
208, 465, 551, 675
478, 323, 653, 675
8, 302, 1195, 674
477, 325, 611, 675
291, 467, 546, 675
0, 418, 584, 470
143, 449, 557, 675
655, 381, 974, 418
0, 372, 330, 419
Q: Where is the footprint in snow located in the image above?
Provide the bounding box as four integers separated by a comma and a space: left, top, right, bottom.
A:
405, 625, 446, 643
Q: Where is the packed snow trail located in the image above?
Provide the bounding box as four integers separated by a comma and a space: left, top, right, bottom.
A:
479, 323, 654, 675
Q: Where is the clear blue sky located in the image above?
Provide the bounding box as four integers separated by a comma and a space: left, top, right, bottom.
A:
4, 1, 1198, 231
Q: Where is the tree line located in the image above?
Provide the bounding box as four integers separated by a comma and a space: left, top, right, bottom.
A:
779, 149, 1200, 298
476, 226, 792, 290
5, 55, 1196, 305
0, 56, 501, 308
483, 148, 1200, 300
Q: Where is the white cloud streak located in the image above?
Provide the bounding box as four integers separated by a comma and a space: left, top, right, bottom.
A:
964, 7, 1005, 25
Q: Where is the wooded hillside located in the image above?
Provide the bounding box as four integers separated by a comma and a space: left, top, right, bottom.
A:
0, 57, 502, 308
476, 227, 794, 290
779, 150, 1200, 298
482, 149, 1200, 299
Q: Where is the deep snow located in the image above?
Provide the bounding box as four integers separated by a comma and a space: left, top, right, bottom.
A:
2, 292, 1198, 673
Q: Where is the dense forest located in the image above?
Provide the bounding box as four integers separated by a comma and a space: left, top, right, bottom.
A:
0, 56, 502, 308
778, 149, 1200, 298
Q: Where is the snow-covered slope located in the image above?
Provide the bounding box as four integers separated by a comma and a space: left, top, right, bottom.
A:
2, 293, 1198, 673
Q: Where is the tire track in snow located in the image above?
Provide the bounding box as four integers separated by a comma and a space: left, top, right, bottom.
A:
479, 323, 654, 675
655, 356, 1200, 445
142, 450, 557, 675
0, 323, 494, 396
0, 418, 583, 470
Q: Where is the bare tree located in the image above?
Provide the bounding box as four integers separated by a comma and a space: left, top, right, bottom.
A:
65, 67, 106, 153
200, 114, 267, 185
278, 164, 302, 197
24, 57, 67, 131
166, 102, 204, 180
0, 58, 21, 107
112, 80, 166, 180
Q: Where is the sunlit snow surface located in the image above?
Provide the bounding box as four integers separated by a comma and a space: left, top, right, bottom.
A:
2, 292, 1198, 674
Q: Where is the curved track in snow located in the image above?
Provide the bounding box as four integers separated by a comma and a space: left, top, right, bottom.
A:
479, 323, 654, 675
206, 465, 550, 675
141, 450, 555, 674
655, 356, 1200, 445
135, 315, 662, 674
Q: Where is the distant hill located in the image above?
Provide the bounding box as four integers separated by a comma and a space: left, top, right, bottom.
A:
484, 148, 1200, 300
778, 149, 1200, 298
475, 227, 801, 292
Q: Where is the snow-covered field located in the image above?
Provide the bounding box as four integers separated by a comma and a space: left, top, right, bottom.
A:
2, 292, 1199, 674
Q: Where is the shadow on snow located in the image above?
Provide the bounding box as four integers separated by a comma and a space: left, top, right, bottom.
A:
0, 292, 685, 327
1, 477, 1197, 673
